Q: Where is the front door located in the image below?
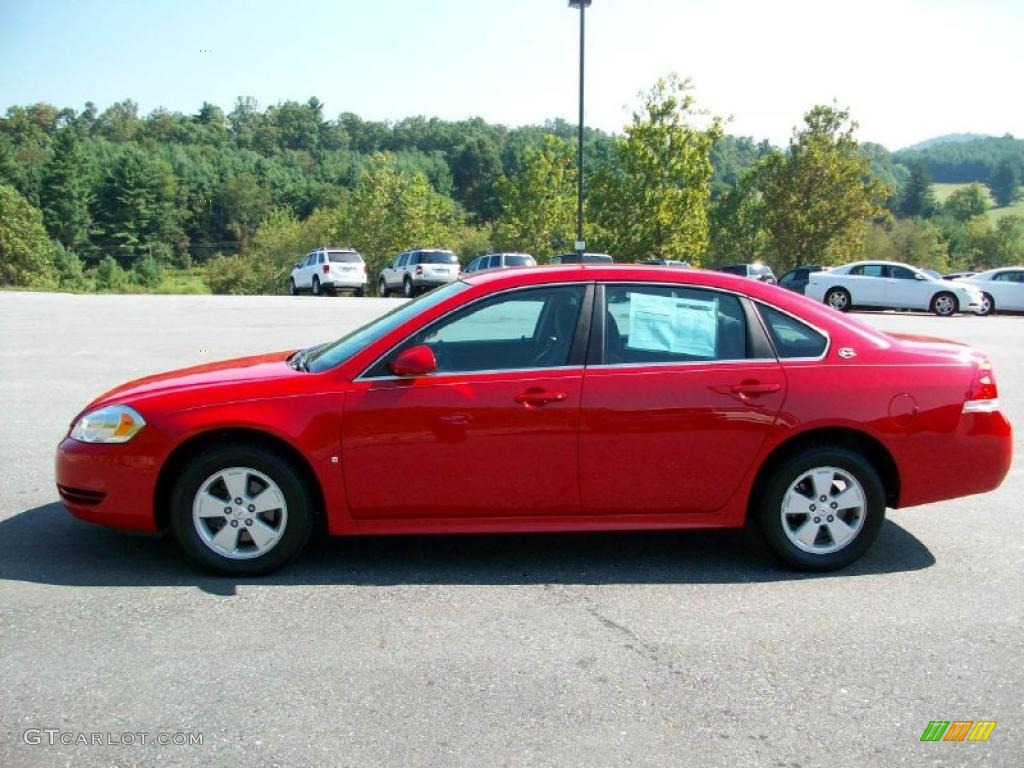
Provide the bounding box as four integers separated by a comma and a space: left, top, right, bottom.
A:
342, 284, 590, 519
579, 283, 786, 515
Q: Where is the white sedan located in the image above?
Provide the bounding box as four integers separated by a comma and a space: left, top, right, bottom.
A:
805, 261, 984, 316
954, 267, 1024, 315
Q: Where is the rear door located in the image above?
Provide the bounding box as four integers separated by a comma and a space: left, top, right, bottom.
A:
579, 283, 785, 515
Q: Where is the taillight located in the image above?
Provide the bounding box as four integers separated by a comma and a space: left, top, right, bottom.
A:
415, 266, 423, 276
322, 264, 330, 274
964, 360, 999, 413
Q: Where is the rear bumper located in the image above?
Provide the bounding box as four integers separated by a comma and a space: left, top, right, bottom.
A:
896, 409, 1013, 507
412, 276, 457, 287
55, 437, 161, 531
323, 276, 367, 289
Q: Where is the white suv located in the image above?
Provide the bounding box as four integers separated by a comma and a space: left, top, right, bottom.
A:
379, 249, 460, 297
289, 248, 367, 296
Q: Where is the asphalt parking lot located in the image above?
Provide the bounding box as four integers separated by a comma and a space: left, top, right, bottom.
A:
1, 291, 1022, 767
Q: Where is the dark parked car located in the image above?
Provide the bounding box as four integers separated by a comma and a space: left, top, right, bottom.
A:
718, 263, 777, 284
550, 252, 614, 265
778, 265, 825, 295
638, 258, 691, 267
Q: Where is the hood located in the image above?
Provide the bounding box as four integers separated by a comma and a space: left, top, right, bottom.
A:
89, 351, 299, 408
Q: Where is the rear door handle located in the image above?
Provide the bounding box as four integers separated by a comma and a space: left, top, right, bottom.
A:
515, 388, 568, 407
730, 381, 781, 396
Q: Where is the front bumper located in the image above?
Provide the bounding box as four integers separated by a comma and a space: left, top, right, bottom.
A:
55, 436, 162, 531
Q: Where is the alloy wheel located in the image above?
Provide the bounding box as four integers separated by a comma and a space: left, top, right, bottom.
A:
192, 467, 288, 560
780, 466, 866, 555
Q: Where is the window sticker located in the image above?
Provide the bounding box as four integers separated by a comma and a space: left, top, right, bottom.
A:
627, 292, 719, 357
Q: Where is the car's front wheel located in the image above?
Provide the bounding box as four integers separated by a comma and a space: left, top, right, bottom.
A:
379, 278, 388, 298
289, 278, 298, 296
824, 287, 851, 312
169, 444, 314, 575
979, 292, 995, 316
931, 291, 958, 317
757, 447, 885, 571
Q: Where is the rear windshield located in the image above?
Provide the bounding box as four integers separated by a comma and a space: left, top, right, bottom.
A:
583, 254, 613, 263
506, 255, 535, 267
422, 251, 458, 264
329, 252, 362, 263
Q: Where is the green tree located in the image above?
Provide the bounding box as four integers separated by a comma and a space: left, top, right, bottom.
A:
50, 240, 89, 289
989, 158, 1021, 207
92, 254, 128, 291
942, 183, 989, 221
218, 172, 272, 250
589, 75, 722, 263
93, 146, 180, 252
897, 160, 938, 218
40, 129, 93, 248
492, 135, 576, 258
752, 105, 888, 270
981, 215, 1024, 266
451, 135, 503, 221
707, 172, 768, 265
0, 183, 56, 286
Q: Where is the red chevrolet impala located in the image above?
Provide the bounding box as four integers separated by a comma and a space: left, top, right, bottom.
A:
56, 266, 1012, 575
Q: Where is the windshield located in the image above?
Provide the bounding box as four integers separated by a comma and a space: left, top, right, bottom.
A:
505, 255, 535, 267
305, 281, 469, 373
329, 252, 362, 263
422, 251, 458, 264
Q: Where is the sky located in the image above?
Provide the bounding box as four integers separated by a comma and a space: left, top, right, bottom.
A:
1, 0, 1021, 150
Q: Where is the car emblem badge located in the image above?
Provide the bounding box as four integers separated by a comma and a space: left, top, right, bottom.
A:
838, 347, 856, 359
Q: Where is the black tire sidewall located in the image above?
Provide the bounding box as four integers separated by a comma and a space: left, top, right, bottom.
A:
826, 288, 850, 312
758, 447, 886, 571
312, 277, 321, 296
403, 278, 413, 298
169, 444, 314, 576
981, 293, 994, 316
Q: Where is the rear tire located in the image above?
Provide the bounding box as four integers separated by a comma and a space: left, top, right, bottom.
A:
355, 286, 365, 298
169, 444, 314, 576
931, 291, 957, 317
825, 287, 851, 312
403, 277, 414, 298
757, 447, 886, 572
312, 276, 322, 296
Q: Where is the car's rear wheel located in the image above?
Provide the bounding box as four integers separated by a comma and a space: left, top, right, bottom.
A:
825, 287, 851, 312
379, 278, 388, 298
757, 447, 885, 571
289, 278, 298, 296
979, 292, 995, 316
931, 291, 957, 317
403, 277, 414, 298
355, 286, 365, 297
311, 276, 323, 296
169, 444, 314, 576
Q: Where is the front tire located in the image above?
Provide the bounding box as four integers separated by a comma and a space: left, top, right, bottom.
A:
169, 444, 314, 576
379, 278, 388, 298
931, 291, 957, 317
757, 447, 886, 571
825, 287, 851, 312
979, 292, 995, 316
289, 278, 298, 296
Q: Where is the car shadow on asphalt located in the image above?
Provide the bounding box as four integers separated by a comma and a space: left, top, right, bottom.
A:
0, 503, 936, 595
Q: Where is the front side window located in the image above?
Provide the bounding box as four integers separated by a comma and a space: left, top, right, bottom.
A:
603, 285, 747, 364
371, 285, 585, 375
757, 304, 827, 359
891, 266, 916, 280
395, 253, 408, 268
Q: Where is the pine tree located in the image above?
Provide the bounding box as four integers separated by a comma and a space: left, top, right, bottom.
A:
40, 129, 92, 249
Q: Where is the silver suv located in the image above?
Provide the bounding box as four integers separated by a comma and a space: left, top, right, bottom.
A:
289, 248, 367, 296
379, 249, 460, 297
463, 252, 536, 273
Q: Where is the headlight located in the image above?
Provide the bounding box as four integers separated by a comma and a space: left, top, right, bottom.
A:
70, 405, 146, 443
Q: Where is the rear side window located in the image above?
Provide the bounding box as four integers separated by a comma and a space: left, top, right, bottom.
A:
603, 285, 747, 364
850, 264, 886, 277
758, 304, 827, 359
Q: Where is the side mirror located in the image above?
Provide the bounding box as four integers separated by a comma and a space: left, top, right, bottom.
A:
914, 273, 926, 280
294, 262, 301, 269
388, 344, 437, 377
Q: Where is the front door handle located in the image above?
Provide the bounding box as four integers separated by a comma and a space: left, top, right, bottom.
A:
515, 388, 568, 407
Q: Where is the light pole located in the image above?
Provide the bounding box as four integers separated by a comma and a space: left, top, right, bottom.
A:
568, 0, 590, 255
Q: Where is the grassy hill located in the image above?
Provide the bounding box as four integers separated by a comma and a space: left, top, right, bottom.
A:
932, 183, 1024, 223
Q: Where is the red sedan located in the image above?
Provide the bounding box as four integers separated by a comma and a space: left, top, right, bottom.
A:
56, 266, 1012, 575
